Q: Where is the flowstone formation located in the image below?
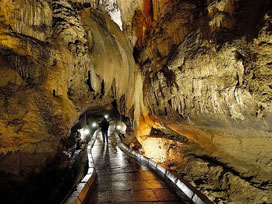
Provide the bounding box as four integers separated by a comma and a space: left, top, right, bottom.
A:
0, 0, 147, 200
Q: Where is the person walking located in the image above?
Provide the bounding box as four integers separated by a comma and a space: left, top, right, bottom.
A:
100, 117, 110, 143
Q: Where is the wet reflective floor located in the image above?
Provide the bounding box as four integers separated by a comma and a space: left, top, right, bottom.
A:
87, 136, 184, 204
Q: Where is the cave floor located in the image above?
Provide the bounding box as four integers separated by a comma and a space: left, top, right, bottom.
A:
88, 136, 184, 203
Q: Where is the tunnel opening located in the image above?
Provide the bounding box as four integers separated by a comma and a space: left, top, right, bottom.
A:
0, 104, 129, 204
0, 103, 126, 204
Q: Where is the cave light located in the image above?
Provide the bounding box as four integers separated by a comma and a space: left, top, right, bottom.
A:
79, 128, 90, 140
92, 122, 97, 128
104, 114, 109, 119
116, 125, 121, 130
83, 128, 90, 135
103, 0, 123, 30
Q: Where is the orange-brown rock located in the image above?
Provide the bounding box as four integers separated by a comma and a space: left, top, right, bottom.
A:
1, 0, 272, 203
0, 0, 143, 178
116, 0, 272, 203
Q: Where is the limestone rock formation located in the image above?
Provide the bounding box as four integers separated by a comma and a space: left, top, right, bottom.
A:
0, 0, 143, 181
0, 0, 272, 203
116, 0, 272, 203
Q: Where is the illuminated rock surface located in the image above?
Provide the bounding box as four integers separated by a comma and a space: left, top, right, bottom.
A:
0, 0, 272, 203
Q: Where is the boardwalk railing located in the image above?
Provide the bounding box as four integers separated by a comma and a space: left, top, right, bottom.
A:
64, 130, 99, 204
114, 132, 214, 204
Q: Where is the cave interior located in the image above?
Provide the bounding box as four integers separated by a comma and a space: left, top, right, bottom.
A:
0, 0, 272, 203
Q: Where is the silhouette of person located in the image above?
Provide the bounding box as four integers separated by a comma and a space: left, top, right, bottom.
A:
100, 117, 110, 143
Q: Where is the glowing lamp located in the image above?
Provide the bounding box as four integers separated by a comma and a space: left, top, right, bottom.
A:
79, 128, 90, 140
83, 128, 90, 135
116, 125, 121, 130
104, 114, 109, 119
81, 135, 85, 141
92, 122, 97, 128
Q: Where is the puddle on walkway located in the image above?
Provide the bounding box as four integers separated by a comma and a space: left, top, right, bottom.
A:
87, 136, 185, 204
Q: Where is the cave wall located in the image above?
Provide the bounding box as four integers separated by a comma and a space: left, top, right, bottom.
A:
0, 0, 143, 178
0, 0, 272, 203
116, 0, 272, 202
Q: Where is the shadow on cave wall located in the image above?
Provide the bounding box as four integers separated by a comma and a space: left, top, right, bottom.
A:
212, 0, 272, 44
